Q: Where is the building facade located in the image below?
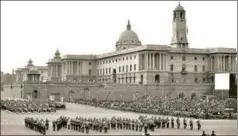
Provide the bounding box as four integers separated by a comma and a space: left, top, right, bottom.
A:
15, 59, 48, 84
46, 3, 236, 85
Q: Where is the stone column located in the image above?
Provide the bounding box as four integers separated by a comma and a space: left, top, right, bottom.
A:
161, 53, 163, 70
154, 54, 157, 69
165, 54, 166, 70
149, 53, 151, 70
216, 56, 219, 72
151, 53, 153, 70
145, 53, 148, 70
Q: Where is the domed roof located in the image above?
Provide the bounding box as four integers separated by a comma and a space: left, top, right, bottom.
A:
27, 59, 34, 67
29, 67, 38, 72
55, 49, 60, 56
116, 20, 141, 46
175, 2, 184, 11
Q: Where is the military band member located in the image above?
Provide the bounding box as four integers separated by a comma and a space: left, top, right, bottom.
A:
197, 120, 201, 130
166, 117, 169, 128
189, 119, 193, 130
45, 119, 49, 130
183, 118, 187, 129
53, 121, 56, 131
103, 121, 108, 133
139, 120, 143, 132
171, 117, 174, 128
176, 117, 180, 129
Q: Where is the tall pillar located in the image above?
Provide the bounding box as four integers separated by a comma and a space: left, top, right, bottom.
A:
161, 53, 163, 70
165, 53, 166, 70
145, 53, 148, 70
151, 53, 154, 70
148, 53, 151, 70
154, 54, 157, 69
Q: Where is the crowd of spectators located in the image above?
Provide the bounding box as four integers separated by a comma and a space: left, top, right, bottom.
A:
0, 99, 66, 113
73, 96, 237, 120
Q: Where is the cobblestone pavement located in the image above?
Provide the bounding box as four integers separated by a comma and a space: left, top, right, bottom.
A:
1, 102, 237, 135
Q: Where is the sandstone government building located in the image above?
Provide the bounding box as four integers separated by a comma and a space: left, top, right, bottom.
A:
8, 3, 237, 101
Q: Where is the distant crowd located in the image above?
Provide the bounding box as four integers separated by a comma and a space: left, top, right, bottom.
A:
0, 99, 66, 113
74, 96, 237, 120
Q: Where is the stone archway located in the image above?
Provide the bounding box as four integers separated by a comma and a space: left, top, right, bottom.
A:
155, 74, 160, 83
33, 90, 38, 99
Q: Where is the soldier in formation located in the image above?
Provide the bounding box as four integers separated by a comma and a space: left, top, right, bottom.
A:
24, 117, 46, 135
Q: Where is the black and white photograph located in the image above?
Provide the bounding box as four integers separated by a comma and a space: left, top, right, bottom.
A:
1, 1, 237, 135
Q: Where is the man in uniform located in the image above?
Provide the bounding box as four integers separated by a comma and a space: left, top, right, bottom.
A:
197, 120, 201, 130
166, 117, 170, 128
52, 121, 56, 131
171, 117, 174, 128
176, 117, 180, 129
189, 119, 193, 130
183, 118, 187, 129
103, 120, 108, 133
45, 119, 49, 130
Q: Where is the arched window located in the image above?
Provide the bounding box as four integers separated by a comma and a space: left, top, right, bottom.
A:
194, 65, 197, 72
155, 75, 160, 83
180, 12, 183, 18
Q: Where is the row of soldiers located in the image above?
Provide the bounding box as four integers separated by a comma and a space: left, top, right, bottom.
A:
66, 115, 201, 134
52, 116, 69, 131
24, 117, 49, 135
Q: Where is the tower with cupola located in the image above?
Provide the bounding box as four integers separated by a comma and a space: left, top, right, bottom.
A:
171, 2, 189, 48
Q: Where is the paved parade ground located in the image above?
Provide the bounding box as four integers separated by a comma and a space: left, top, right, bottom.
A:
1, 102, 237, 135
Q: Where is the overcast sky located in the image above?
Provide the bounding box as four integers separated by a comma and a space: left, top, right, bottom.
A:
1, 1, 237, 73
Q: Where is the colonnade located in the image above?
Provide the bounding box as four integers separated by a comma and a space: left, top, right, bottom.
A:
211, 55, 236, 72
139, 52, 167, 70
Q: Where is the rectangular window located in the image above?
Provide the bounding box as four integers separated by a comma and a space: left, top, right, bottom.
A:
203, 57, 205, 61
126, 57, 128, 60
109, 68, 111, 73
134, 64, 136, 71
182, 55, 186, 61
130, 56, 132, 60
130, 65, 132, 71
170, 65, 174, 71
171, 56, 174, 60
106, 68, 108, 74
119, 67, 121, 73
89, 69, 91, 75
122, 66, 124, 72
195, 78, 198, 83
194, 57, 197, 60
134, 56, 136, 59
89, 62, 91, 65
126, 65, 128, 72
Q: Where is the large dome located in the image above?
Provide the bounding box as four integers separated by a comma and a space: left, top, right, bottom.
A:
116, 20, 141, 50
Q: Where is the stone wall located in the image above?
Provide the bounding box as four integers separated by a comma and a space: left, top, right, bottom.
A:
22, 83, 213, 102
1, 84, 23, 99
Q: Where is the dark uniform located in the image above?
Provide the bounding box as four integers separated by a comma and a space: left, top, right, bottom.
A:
171, 117, 174, 128
189, 119, 193, 130
197, 120, 201, 130
166, 117, 169, 128
183, 118, 187, 129
176, 117, 180, 129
